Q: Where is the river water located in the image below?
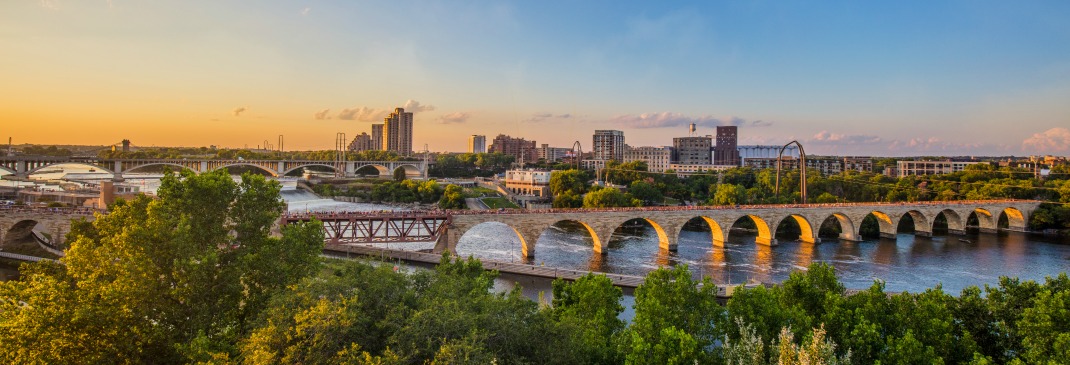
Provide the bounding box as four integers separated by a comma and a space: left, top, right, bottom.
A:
4, 167, 1066, 294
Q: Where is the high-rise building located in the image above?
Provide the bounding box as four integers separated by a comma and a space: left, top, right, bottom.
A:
348, 132, 376, 152
488, 134, 537, 163
468, 135, 486, 153
714, 126, 740, 166
672, 136, 712, 165
383, 108, 413, 155
592, 130, 625, 161
370, 124, 384, 151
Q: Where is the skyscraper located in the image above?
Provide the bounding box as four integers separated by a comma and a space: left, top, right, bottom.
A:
488, 134, 536, 163
383, 108, 413, 155
371, 124, 384, 151
714, 126, 740, 166
468, 135, 486, 153
592, 130, 625, 161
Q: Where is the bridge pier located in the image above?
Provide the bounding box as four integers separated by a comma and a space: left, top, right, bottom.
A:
914, 230, 933, 237
948, 229, 967, 236
755, 237, 777, 246
978, 227, 998, 234
838, 232, 863, 242
879, 232, 897, 239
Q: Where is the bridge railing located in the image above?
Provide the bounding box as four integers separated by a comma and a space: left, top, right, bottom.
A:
0, 205, 103, 216
442, 198, 1039, 216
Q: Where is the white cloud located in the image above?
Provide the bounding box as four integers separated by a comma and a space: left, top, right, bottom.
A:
402, 99, 435, 112
337, 107, 388, 121
301, 7, 311, 16
1022, 127, 1070, 154
232, 106, 247, 117
809, 131, 882, 145
313, 109, 331, 120
608, 112, 772, 129
438, 112, 470, 124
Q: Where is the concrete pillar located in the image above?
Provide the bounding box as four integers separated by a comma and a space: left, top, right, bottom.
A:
756, 236, 778, 246
277, 161, 285, 175
200, 161, 209, 173
517, 228, 542, 258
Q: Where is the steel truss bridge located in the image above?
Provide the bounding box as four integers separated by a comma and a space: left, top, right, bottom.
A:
281, 212, 450, 244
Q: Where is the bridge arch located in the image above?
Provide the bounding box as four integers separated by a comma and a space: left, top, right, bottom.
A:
0, 166, 14, 175
26, 162, 114, 176
213, 163, 278, 177
394, 164, 422, 178
123, 162, 195, 174
998, 207, 1027, 229
859, 211, 897, 239
967, 208, 997, 232
896, 210, 931, 235
281, 163, 339, 176
774, 214, 817, 243
932, 209, 965, 235
354, 164, 391, 176
818, 213, 858, 241
726, 214, 774, 246
541, 219, 605, 255
606, 217, 672, 251
454, 221, 535, 258
679, 216, 726, 246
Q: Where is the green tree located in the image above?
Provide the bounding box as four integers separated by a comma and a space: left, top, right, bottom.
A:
621, 265, 723, 364
583, 187, 640, 208
438, 184, 466, 209
551, 274, 625, 364
0, 170, 324, 364
629, 180, 663, 206
711, 184, 746, 206
393, 168, 407, 181
550, 169, 587, 196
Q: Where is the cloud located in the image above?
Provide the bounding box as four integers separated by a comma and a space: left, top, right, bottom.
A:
313, 109, 331, 120
301, 7, 311, 16
38, 0, 59, 10
402, 99, 435, 112
1022, 127, 1070, 154
609, 112, 772, 129
809, 131, 882, 145
523, 112, 574, 122
438, 112, 470, 124
232, 106, 247, 117
337, 107, 388, 121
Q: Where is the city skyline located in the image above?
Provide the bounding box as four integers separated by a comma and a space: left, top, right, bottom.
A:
3, 1, 1069, 156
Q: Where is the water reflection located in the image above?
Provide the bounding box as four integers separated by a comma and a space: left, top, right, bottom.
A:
457, 219, 1070, 293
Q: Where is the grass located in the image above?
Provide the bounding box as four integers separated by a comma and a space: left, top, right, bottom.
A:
481, 197, 519, 209
465, 186, 502, 198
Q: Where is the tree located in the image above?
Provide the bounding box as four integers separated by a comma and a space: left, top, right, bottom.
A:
438, 184, 466, 209
393, 168, 407, 181
550, 169, 587, 196
0, 170, 324, 364
629, 180, 663, 206
711, 184, 746, 206
621, 265, 723, 364
550, 274, 625, 364
583, 187, 640, 208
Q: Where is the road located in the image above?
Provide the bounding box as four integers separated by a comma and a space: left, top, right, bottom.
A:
465, 197, 489, 210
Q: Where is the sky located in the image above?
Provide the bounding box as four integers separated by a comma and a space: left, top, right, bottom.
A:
2, 1, 1069, 156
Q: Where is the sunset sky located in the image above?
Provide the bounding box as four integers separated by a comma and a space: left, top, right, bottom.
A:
2, 1, 1069, 156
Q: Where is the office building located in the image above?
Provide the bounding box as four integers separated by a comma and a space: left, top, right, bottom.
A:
624, 145, 673, 173
896, 160, 983, 178
592, 130, 625, 161
489, 134, 537, 163
737, 145, 799, 164
383, 108, 413, 155
714, 126, 740, 166
673, 136, 712, 165
469, 135, 486, 153
537, 144, 572, 162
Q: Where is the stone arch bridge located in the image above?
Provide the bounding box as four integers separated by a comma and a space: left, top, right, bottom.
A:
0, 156, 427, 179
443, 200, 1040, 257
0, 207, 98, 256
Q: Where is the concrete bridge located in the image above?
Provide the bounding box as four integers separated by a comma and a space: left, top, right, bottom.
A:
0, 156, 427, 180
441, 200, 1040, 257
0, 207, 97, 256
